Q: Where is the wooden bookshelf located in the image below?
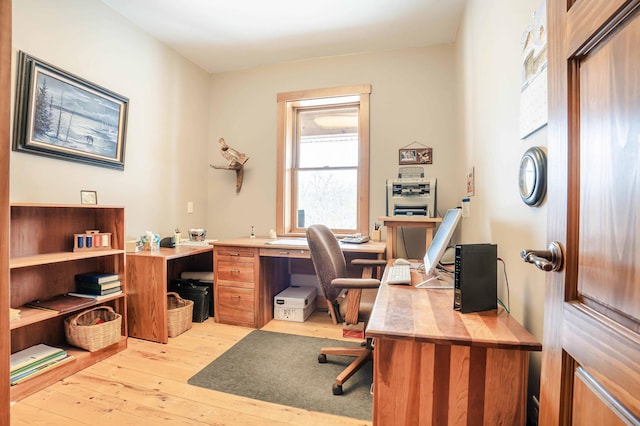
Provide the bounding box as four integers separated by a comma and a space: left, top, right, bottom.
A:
8, 204, 128, 402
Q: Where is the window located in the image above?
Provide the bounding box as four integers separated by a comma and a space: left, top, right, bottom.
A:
276, 84, 371, 236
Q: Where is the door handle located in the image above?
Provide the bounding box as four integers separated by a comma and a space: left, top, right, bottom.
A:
521, 242, 563, 272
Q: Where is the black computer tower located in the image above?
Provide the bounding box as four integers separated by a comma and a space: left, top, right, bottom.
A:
453, 244, 497, 313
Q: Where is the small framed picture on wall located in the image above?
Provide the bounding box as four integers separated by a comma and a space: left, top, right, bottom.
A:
399, 147, 432, 165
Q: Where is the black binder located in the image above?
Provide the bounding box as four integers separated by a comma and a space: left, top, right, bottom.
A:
169, 279, 212, 322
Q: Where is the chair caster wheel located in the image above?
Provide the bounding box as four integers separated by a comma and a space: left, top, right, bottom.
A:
333, 384, 343, 395
318, 354, 327, 363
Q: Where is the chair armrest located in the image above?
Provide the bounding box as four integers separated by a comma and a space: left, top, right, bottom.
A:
331, 278, 380, 326
331, 278, 380, 289
350, 259, 387, 268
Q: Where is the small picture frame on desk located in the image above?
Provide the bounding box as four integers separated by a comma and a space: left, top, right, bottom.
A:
80, 190, 97, 205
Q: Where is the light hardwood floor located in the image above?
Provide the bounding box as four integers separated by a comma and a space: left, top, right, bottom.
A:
10, 311, 372, 425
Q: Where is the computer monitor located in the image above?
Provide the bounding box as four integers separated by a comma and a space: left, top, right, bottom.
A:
423, 208, 462, 275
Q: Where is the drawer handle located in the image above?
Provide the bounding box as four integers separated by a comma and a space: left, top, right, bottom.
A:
279, 251, 290, 255
231, 269, 241, 273
231, 295, 241, 299
230, 252, 240, 256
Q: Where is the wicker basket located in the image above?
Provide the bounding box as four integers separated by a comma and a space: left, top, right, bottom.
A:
167, 292, 193, 337
64, 306, 122, 352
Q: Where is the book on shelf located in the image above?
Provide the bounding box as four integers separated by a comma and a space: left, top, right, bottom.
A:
25, 294, 96, 313
75, 282, 121, 295
10, 344, 66, 373
67, 290, 123, 301
75, 279, 121, 292
11, 354, 74, 385
75, 272, 119, 285
11, 350, 69, 378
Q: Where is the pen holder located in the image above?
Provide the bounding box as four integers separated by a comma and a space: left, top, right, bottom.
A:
372, 229, 382, 242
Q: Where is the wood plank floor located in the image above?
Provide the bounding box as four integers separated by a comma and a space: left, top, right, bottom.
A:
10, 311, 372, 425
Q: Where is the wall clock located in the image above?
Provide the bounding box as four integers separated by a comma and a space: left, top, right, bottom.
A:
518, 146, 547, 206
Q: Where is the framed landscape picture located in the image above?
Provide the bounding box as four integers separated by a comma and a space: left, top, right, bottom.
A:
12, 51, 128, 170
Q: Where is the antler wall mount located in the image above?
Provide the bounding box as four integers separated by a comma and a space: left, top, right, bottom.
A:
210, 138, 249, 193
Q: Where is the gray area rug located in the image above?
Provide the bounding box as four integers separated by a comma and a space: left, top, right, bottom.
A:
188, 330, 373, 421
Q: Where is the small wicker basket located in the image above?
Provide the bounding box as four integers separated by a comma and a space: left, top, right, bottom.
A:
167, 292, 193, 337
65, 306, 122, 352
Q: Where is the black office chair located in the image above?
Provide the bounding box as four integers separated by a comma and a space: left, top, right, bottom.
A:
306, 224, 387, 395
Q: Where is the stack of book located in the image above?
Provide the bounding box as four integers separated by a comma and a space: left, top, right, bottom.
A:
10, 344, 74, 385
70, 272, 122, 301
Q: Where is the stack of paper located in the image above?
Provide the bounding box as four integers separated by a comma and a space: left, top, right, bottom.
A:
9, 308, 21, 323
10, 344, 74, 385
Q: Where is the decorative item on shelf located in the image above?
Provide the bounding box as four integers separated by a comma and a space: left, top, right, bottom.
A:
398, 141, 432, 165
210, 137, 249, 193
73, 230, 112, 252
141, 231, 160, 251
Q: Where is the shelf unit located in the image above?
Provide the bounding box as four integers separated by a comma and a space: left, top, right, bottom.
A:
9, 203, 127, 402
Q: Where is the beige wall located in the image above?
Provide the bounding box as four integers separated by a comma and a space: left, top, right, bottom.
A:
208, 46, 460, 246
455, 0, 547, 410
10, 0, 211, 240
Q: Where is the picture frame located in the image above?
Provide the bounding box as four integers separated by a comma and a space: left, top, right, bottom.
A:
12, 51, 128, 170
80, 190, 97, 205
399, 147, 432, 165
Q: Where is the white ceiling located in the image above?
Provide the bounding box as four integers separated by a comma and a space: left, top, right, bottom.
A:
99, 0, 467, 74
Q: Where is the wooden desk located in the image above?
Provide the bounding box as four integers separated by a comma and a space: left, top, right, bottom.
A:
378, 216, 442, 258
366, 266, 542, 425
126, 245, 213, 343
213, 238, 386, 328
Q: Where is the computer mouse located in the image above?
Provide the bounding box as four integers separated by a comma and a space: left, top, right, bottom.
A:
394, 258, 411, 266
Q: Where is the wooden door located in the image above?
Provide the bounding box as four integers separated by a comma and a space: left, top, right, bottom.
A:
540, 0, 640, 424
0, 0, 11, 424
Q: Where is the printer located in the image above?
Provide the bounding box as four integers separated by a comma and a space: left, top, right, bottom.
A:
386, 167, 436, 217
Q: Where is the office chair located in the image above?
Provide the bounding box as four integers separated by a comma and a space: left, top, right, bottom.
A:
306, 224, 387, 395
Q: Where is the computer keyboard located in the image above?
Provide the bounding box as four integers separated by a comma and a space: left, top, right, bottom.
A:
386, 264, 411, 285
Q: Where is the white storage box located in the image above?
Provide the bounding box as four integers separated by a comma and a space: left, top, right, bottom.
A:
274, 286, 317, 322
181, 271, 213, 283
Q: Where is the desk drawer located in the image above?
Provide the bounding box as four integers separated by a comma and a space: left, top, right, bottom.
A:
215, 247, 256, 259
217, 286, 254, 325
217, 260, 254, 286
260, 247, 310, 259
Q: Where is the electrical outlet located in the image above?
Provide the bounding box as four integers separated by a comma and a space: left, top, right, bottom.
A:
187, 201, 194, 214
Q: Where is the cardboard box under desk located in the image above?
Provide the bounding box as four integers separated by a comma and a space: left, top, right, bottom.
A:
273, 286, 317, 322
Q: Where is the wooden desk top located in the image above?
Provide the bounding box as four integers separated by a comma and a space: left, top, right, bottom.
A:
378, 216, 442, 225
366, 267, 542, 351
127, 244, 212, 260
213, 237, 386, 255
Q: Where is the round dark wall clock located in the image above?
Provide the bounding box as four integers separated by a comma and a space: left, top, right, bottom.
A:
518, 146, 547, 206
